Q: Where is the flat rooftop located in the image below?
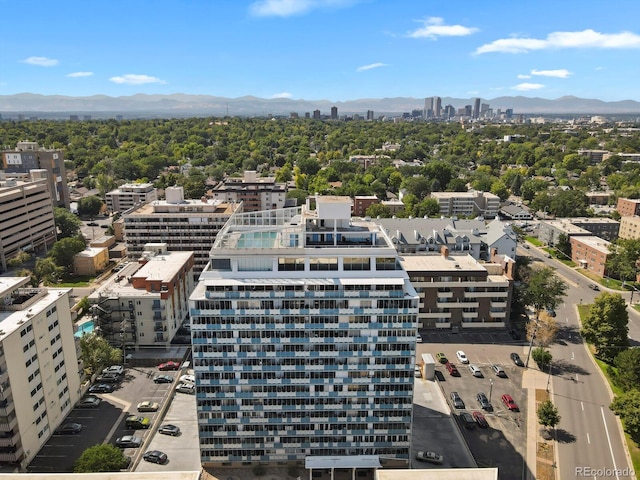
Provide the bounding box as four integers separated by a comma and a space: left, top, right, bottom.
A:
572, 235, 611, 253
400, 254, 486, 273
127, 199, 236, 216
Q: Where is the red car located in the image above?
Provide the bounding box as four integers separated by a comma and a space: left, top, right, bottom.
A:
158, 361, 180, 371
501, 394, 519, 411
445, 362, 460, 376
472, 411, 489, 428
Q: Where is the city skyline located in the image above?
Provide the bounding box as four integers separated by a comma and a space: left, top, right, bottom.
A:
2, 0, 640, 102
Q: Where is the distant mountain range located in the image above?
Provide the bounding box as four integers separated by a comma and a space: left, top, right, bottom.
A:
2, 93, 640, 118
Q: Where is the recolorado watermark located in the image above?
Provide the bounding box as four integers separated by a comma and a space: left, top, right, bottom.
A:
576, 467, 635, 477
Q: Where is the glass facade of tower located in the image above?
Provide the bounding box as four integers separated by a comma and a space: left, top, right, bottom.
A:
190, 197, 419, 466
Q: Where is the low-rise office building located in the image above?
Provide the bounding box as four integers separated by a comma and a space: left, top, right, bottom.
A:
0, 277, 81, 468
0, 172, 57, 272
88, 245, 195, 349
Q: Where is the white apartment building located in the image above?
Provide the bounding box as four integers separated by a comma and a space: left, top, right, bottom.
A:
190, 196, 419, 466
0, 172, 57, 272
105, 183, 157, 213
430, 191, 500, 219
0, 277, 81, 468
88, 245, 195, 349
122, 187, 241, 278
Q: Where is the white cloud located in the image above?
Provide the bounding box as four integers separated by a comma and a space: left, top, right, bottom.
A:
476, 29, 640, 54
66, 71, 93, 78
356, 62, 388, 72
531, 69, 571, 78
21, 56, 58, 67
408, 17, 478, 39
512, 82, 545, 91
109, 74, 166, 85
270, 92, 293, 98
249, 0, 357, 17
517, 74, 532, 79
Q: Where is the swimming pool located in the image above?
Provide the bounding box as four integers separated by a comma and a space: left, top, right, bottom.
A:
74, 320, 95, 338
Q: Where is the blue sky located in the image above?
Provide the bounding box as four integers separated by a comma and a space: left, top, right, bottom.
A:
2, 0, 640, 101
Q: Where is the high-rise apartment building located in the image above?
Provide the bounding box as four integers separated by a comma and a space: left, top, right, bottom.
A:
210, 170, 287, 212
433, 97, 442, 118
330, 106, 338, 119
105, 183, 157, 213
0, 172, 57, 272
190, 196, 419, 466
1, 141, 70, 209
0, 277, 82, 468
121, 186, 240, 278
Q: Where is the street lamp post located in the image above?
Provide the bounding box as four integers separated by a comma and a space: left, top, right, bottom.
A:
489, 379, 493, 404
525, 314, 539, 368
546, 360, 553, 392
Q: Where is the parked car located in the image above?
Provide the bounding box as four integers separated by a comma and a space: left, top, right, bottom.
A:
137, 401, 159, 412
445, 362, 460, 376
143, 450, 168, 464
468, 364, 483, 378
436, 352, 448, 364
492, 365, 507, 378
416, 333, 423, 343
76, 396, 101, 408
176, 382, 195, 394
456, 350, 469, 364
510, 353, 525, 367
414, 366, 421, 378
154, 374, 174, 384
87, 222, 98, 227
102, 365, 124, 376
96, 372, 121, 383
115, 435, 142, 448
125, 415, 151, 429
89, 383, 115, 394
158, 424, 181, 436
415, 451, 444, 464
56, 422, 82, 435
473, 411, 489, 428
589, 283, 600, 291
178, 374, 195, 384
450, 391, 465, 409
501, 394, 519, 411
460, 411, 476, 430
476, 392, 493, 411
158, 361, 180, 371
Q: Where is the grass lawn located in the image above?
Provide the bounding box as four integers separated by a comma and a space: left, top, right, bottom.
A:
526, 236, 542, 246
578, 306, 640, 473
57, 276, 94, 287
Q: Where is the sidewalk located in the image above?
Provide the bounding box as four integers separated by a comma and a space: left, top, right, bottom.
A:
522, 368, 555, 480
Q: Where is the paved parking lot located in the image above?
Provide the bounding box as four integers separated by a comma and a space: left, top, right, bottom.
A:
418, 342, 529, 478
27, 366, 180, 473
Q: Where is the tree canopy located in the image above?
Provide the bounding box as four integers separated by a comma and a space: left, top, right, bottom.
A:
519, 266, 567, 315
54, 207, 82, 238
78, 195, 104, 217
581, 292, 629, 362
537, 399, 561, 429
79, 332, 123, 375
48, 235, 86, 275
606, 238, 640, 283
611, 348, 640, 391
610, 390, 640, 443
73, 444, 129, 473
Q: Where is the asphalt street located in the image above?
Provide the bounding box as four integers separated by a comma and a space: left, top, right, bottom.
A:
523, 244, 635, 479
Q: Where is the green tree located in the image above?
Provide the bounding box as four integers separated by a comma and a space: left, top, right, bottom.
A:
532, 347, 552, 370
581, 292, 629, 362
520, 266, 568, 315
78, 195, 104, 217
79, 332, 123, 375
365, 203, 392, 219
73, 444, 130, 473
6, 251, 31, 268
612, 349, 640, 391
54, 207, 82, 238
610, 390, 640, 442
34, 257, 62, 286
490, 180, 509, 201
48, 236, 86, 274
537, 399, 561, 430
555, 233, 572, 259
606, 238, 640, 283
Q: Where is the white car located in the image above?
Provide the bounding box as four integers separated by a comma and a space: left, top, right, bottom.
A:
456, 350, 469, 364
179, 374, 195, 384
176, 382, 195, 394
102, 365, 124, 376
416, 333, 423, 343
